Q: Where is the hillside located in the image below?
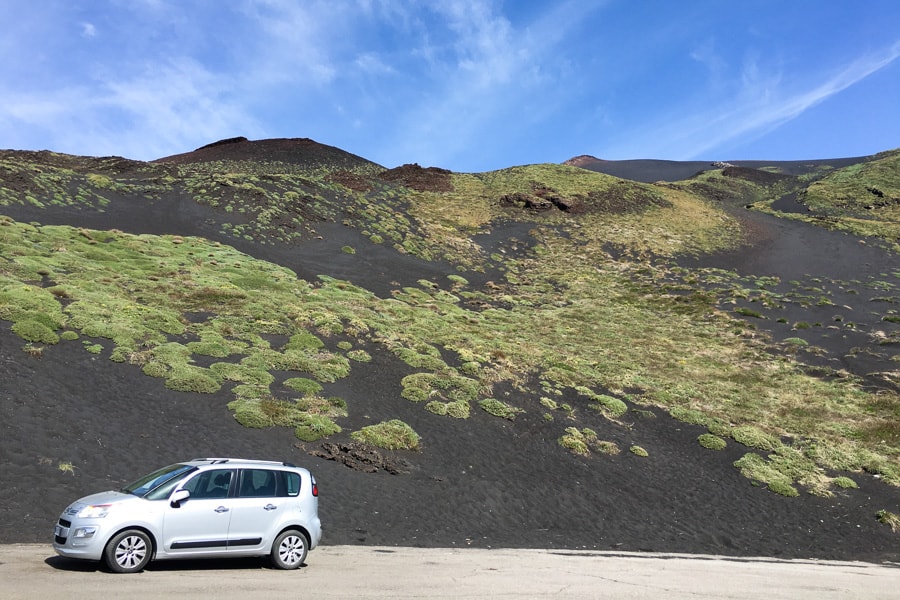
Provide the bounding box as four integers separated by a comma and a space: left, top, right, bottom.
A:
0, 138, 897, 561
566, 154, 871, 182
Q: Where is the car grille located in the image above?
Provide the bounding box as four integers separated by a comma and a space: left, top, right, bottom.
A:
55, 518, 71, 544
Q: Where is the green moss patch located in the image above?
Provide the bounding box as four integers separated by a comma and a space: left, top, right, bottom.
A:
351, 420, 420, 450
478, 398, 523, 420
698, 433, 727, 450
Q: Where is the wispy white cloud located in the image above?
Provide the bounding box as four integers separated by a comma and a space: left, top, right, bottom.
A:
353, 52, 396, 76
2, 57, 261, 159
437, 1, 522, 87
696, 40, 900, 157
99, 59, 263, 157
372, 4, 530, 165
690, 39, 727, 80
379, 0, 605, 168
1, 1, 896, 168
238, 0, 346, 87
608, 40, 900, 159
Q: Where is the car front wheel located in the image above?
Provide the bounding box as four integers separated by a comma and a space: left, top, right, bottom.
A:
103, 529, 152, 573
270, 530, 308, 569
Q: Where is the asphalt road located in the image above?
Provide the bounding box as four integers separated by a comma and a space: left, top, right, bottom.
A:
2, 544, 898, 599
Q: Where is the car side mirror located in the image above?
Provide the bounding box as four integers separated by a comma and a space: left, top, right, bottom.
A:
170, 489, 191, 508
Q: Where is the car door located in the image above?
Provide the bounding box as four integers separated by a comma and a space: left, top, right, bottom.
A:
226, 468, 287, 553
161, 468, 235, 555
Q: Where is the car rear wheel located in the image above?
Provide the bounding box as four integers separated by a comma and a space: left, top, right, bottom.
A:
103, 529, 152, 573
270, 530, 308, 569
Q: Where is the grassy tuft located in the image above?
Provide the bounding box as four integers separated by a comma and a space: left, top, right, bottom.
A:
425, 398, 471, 418
346, 349, 372, 362
12, 319, 59, 344
731, 426, 781, 452
165, 366, 222, 394
351, 419, 420, 450
876, 509, 900, 533
478, 398, 523, 420
630, 445, 649, 457
576, 387, 628, 418
23, 344, 44, 358
596, 440, 621, 455
559, 427, 619, 457
295, 415, 342, 442
559, 427, 595, 456
284, 377, 324, 396
832, 476, 857, 489
698, 433, 727, 450
733, 453, 800, 497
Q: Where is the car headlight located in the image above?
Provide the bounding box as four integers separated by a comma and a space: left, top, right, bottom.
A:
77, 504, 111, 518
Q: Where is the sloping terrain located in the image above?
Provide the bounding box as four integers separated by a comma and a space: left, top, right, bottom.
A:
0, 138, 897, 561
566, 154, 870, 182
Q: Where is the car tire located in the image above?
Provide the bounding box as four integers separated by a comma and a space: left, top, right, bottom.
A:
270, 529, 308, 569
103, 529, 152, 573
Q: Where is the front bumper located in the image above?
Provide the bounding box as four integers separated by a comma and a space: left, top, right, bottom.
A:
52, 517, 107, 560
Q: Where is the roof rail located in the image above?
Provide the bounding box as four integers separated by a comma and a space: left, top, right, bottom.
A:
190, 458, 298, 467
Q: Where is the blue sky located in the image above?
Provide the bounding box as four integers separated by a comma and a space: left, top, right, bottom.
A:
1, 1, 898, 172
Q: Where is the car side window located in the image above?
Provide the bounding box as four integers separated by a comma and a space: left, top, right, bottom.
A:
238, 469, 282, 498
284, 471, 301, 496
182, 469, 233, 499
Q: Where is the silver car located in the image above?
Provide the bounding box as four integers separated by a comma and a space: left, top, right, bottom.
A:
52, 458, 322, 573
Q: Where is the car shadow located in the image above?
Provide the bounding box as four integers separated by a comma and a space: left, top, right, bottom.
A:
45, 555, 306, 572
45, 555, 102, 572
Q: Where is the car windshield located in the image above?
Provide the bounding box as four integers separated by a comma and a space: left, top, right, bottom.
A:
121, 464, 196, 498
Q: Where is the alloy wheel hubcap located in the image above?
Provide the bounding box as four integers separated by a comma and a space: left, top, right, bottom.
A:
117, 536, 146, 567
279, 536, 304, 565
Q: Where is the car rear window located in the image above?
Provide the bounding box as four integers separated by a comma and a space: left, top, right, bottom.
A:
283, 471, 301, 496
238, 469, 301, 497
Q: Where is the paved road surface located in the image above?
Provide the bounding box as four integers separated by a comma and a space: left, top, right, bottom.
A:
2, 544, 897, 599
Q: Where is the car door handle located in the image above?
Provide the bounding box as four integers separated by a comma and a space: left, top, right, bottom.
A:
214, 506, 230, 513
264, 504, 278, 511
